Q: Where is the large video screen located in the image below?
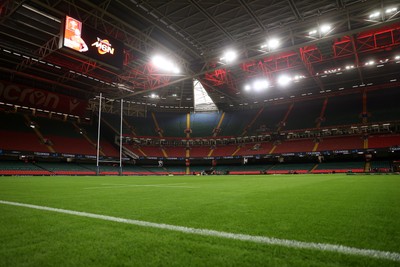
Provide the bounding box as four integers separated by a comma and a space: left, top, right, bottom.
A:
62, 16, 124, 69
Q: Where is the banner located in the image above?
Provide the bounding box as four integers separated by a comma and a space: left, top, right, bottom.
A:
0, 81, 88, 116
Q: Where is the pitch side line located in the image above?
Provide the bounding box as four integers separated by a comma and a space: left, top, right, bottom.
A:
0, 200, 399, 262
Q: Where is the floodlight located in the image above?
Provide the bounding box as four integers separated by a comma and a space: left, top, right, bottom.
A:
308, 29, 317, 36
151, 55, 180, 73
277, 75, 291, 86
244, 84, 251, 91
221, 50, 237, 63
152, 55, 167, 68
150, 93, 156, 98
253, 79, 269, 91
369, 11, 380, 19
267, 38, 280, 50
365, 60, 375, 66
395, 55, 400, 60
172, 67, 180, 74
385, 7, 397, 14
319, 24, 331, 34
293, 75, 305, 80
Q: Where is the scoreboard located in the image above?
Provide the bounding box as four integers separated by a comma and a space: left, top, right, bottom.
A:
61, 16, 124, 69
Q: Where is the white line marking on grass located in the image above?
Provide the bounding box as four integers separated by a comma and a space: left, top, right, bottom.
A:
0, 200, 399, 262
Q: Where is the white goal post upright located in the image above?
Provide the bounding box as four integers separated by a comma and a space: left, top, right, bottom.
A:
96, 92, 102, 176
119, 99, 123, 176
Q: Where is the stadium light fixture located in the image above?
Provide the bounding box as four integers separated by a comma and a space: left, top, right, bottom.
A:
253, 79, 269, 91
277, 75, 292, 87
261, 39, 278, 50
308, 24, 331, 37
365, 60, 375, 66
220, 50, 237, 63
293, 75, 305, 81
308, 29, 318, 36
267, 38, 280, 50
385, 7, 397, 14
151, 55, 180, 74
369, 11, 381, 19
319, 24, 331, 34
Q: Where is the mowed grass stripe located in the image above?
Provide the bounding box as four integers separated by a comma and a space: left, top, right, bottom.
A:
1, 199, 399, 262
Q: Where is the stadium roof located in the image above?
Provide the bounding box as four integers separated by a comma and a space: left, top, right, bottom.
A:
1, 0, 400, 113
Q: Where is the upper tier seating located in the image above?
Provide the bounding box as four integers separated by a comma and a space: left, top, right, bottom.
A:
0, 130, 49, 152
124, 115, 155, 136
0, 112, 49, 152
190, 112, 220, 137
367, 88, 400, 123
155, 112, 186, 137
0, 112, 119, 156
219, 109, 258, 136
0, 112, 32, 132
321, 94, 362, 126
102, 113, 131, 134
248, 103, 291, 134
285, 99, 323, 130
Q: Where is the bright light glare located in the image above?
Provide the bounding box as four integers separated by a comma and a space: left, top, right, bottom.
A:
277, 75, 291, 86
369, 11, 380, 19
253, 79, 269, 91
293, 75, 305, 80
320, 24, 331, 34
221, 50, 237, 63
395, 55, 400, 60
152, 55, 180, 73
309, 29, 317, 35
365, 60, 375, 66
150, 93, 156, 98
268, 38, 280, 50
244, 85, 251, 91
385, 7, 397, 14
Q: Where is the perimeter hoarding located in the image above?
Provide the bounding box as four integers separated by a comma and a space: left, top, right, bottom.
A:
62, 16, 124, 69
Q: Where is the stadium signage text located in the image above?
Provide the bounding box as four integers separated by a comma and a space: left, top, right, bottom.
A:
92, 38, 115, 55
0, 81, 87, 116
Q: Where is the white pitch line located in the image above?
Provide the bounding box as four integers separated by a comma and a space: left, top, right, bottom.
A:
0, 200, 399, 262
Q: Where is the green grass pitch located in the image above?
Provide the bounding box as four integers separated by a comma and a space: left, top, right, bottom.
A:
0, 174, 399, 266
